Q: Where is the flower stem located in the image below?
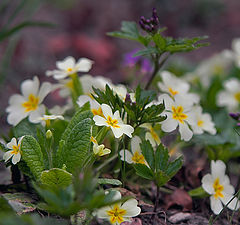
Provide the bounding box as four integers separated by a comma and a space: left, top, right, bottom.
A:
151, 184, 160, 221
145, 53, 169, 90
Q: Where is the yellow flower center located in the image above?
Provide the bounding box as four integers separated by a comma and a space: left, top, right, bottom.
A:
11, 144, 20, 155
213, 178, 224, 199
168, 87, 178, 96
150, 127, 161, 144
67, 68, 73, 72
197, 120, 204, 127
234, 92, 240, 102
90, 136, 98, 144
132, 151, 145, 164
107, 205, 126, 224
91, 107, 104, 117
22, 94, 39, 112
106, 116, 120, 128
172, 106, 188, 123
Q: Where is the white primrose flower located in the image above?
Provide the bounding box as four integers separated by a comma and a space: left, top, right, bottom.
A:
159, 94, 195, 141
3, 137, 24, 165
96, 190, 141, 225
232, 38, 240, 68
217, 78, 240, 111
140, 123, 161, 147
77, 95, 103, 117
46, 56, 93, 80
90, 136, 111, 157
6, 76, 52, 126
119, 136, 147, 165
93, 104, 134, 138
202, 160, 240, 215
185, 50, 233, 88
191, 106, 216, 135
32, 114, 64, 127
158, 71, 199, 104
113, 84, 136, 102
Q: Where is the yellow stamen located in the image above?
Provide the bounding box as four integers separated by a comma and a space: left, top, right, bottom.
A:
107, 205, 126, 224
197, 120, 204, 127
67, 68, 73, 72
10, 144, 20, 155
234, 92, 240, 102
168, 87, 178, 96
90, 136, 98, 144
132, 151, 145, 164
22, 94, 39, 112
106, 116, 120, 128
213, 178, 224, 199
172, 106, 188, 123
91, 107, 104, 117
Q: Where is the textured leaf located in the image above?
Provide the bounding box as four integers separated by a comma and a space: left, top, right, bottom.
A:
21, 135, 45, 179
133, 163, 154, 180
155, 170, 170, 187
60, 118, 92, 173
97, 178, 122, 186
155, 144, 169, 171
40, 168, 72, 190
13, 118, 38, 138
140, 140, 155, 170
166, 156, 183, 178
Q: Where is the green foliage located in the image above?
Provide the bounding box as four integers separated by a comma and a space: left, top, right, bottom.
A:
0, 142, 8, 152
21, 135, 45, 180
97, 178, 122, 186
56, 107, 93, 172
40, 168, 73, 190
134, 141, 183, 187
0, 196, 14, 213
93, 84, 166, 127
13, 118, 38, 139
108, 20, 208, 57
188, 186, 209, 198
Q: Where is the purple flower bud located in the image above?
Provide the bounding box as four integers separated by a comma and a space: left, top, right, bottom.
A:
144, 24, 152, 32
237, 122, 240, 127
139, 20, 146, 30
125, 93, 132, 104
146, 19, 151, 24
140, 16, 146, 22
229, 112, 240, 121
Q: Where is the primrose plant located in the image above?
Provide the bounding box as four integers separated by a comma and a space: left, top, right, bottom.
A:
0, 7, 228, 225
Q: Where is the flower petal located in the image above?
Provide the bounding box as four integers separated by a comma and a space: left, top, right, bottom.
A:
7, 138, 17, 149
211, 160, 226, 180
3, 151, 13, 162
131, 136, 142, 154
38, 82, 52, 103
210, 196, 223, 215
21, 76, 39, 99
93, 115, 107, 126
178, 122, 193, 141
161, 115, 178, 133
101, 104, 113, 118
12, 153, 21, 164
119, 149, 133, 164
76, 58, 93, 72
57, 56, 75, 70
121, 199, 141, 217
201, 174, 214, 194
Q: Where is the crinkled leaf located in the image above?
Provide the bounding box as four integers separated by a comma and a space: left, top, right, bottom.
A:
21, 135, 45, 180
40, 168, 72, 190
13, 118, 37, 139
60, 118, 92, 173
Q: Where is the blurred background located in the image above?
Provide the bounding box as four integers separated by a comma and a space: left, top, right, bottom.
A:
1, 0, 240, 132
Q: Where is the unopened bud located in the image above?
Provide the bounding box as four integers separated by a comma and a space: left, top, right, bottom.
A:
229, 112, 240, 121
46, 129, 53, 139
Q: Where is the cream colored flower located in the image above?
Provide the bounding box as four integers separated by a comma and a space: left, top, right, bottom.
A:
159, 94, 195, 141
202, 160, 240, 214
77, 95, 103, 117
191, 106, 216, 135
217, 78, 240, 111
46, 56, 93, 80
96, 191, 141, 225
3, 137, 24, 165
141, 123, 161, 147
6, 76, 51, 126
119, 136, 147, 165
93, 104, 134, 138
232, 38, 240, 68
91, 136, 111, 157
158, 71, 199, 104
33, 114, 64, 126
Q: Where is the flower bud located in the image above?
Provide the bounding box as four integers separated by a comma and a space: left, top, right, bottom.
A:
46, 129, 53, 139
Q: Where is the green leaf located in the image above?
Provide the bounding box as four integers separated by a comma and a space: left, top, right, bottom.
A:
140, 140, 155, 170
97, 178, 122, 186
188, 186, 209, 198
133, 47, 158, 57
13, 118, 38, 139
152, 33, 166, 51
107, 21, 139, 41
95, 126, 109, 144
133, 163, 154, 180
166, 156, 183, 178
21, 135, 45, 179
40, 168, 72, 190
155, 170, 171, 187
0, 142, 8, 152
155, 144, 169, 171
60, 118, 92, 173
0, 21, 55, 42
